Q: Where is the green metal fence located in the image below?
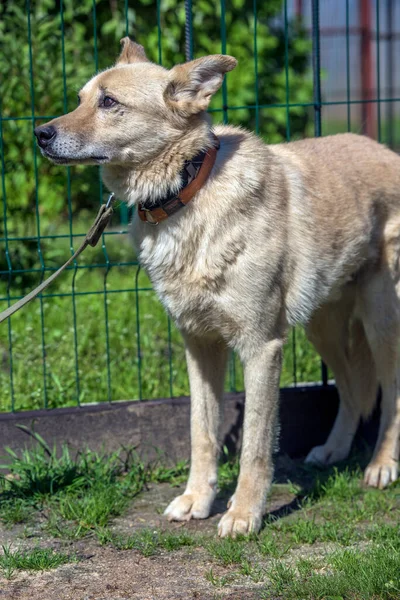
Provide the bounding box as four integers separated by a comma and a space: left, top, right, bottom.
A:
0, 0, 398, 413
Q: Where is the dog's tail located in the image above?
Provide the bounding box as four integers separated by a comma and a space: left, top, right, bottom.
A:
349, 319, 378, 420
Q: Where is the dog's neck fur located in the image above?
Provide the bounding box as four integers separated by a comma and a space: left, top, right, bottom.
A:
102, 120, 215, 208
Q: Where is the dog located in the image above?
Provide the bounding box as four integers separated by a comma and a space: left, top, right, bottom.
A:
35, 38, 400, 537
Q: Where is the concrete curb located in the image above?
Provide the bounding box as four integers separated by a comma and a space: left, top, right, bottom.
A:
0, 386, 346, 462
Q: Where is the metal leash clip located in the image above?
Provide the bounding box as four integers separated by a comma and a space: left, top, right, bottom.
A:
106, 192, 115, 209
0, 191, 118, 324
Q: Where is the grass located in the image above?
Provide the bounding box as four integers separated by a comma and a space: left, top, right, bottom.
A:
0, 546, 75, 580
265, 538, 400, 599
1, 436, 399, 596
97, 528, 196, 556
205, 568, 230, 588
0, 430, 160, 538
0, 218, 322, 413
206, 536, 246, 565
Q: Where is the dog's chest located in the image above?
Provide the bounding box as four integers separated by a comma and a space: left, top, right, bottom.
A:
135, 224, 244, 336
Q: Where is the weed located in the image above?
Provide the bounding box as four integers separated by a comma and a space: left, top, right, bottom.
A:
150, 459, 189, 486
0, 498, 34, 527
267, 562, 296, 595
0, 438, 147, 535
205, 568, 229, 587
258, 534, 289, 558
100, 528, 197, 557
309, 467, 363, 503
265, 543, 400, 599
206, 537, 245, 565
114, 529, 159, 557
218, 447, 240, 493
239, 559, 264, 582
276, 516, 354, 546
158, 530, 196, 551
0, 545, 74, 579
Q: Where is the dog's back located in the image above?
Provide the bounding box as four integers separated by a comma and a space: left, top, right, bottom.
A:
270, 133, 400, 322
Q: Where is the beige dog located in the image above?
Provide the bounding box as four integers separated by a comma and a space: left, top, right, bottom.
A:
35, 39, 400, 537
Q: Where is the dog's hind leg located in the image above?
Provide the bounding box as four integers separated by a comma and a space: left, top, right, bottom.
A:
358, 271, 400, 489
164, 335, 228, 522
346, 318, 378, 422
305, 300, 366, 466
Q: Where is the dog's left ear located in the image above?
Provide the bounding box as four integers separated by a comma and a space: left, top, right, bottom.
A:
165, 54, 237, 116
116, 37, 150, 65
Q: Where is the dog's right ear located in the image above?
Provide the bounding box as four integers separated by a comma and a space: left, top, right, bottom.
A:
165, 54, 237, 116
116, 37, 150, 65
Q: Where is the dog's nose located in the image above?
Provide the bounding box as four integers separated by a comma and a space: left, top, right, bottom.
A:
34, 125, 57, 149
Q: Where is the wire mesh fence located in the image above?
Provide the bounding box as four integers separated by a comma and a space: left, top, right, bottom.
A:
0, 0, 398, 413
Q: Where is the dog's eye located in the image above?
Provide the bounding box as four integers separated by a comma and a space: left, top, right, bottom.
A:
77, 95, 81, 106
102, 96, 117, 108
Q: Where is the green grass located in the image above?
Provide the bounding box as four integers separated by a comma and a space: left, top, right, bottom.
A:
265, 537, 400, 599
98, 528, 196, 556
205, 568, 231, 588
1, 436, 399, 595
206, 536, 246, 565
0, 219, 321, 413
0, 545, 75, 579
0, 432, 157, 538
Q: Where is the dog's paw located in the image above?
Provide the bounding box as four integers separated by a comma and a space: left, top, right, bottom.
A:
364, 459, 398, 489
164, 492, 214, 522
217, 508, 262, 538
305, 444, 350, 466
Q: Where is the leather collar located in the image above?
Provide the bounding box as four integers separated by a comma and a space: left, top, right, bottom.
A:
138, 133, 220, 224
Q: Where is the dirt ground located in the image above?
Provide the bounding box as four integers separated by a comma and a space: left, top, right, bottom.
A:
3, 453, 391, 600
0, 480, 300, 600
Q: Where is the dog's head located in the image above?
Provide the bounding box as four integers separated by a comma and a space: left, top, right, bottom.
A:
34, 38, 237, 167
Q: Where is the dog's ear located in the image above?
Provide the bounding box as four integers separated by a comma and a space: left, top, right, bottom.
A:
165, 55, 237, 116
116, 37, 150, 65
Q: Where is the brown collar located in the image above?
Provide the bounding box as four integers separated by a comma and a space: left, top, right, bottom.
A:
138, 134, 220, 224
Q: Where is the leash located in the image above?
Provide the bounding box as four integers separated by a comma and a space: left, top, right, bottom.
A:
0, 193, 115, 324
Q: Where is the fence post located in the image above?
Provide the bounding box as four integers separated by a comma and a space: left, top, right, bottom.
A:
386, 0, 394, 148
311, 0, 321, 137
184, 0, 193, 62
311, 0, 328, 387
360, 0, 375, 139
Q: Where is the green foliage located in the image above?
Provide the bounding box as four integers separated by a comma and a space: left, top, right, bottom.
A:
100, 528, 196, 556
0, 434, 148, 536
0, 545, 75, 579
206, 536, 246, 565
0, 497, 33, 527
0, 1, 317, 410
0, 1, 315, 409
265, 542, 400, 599
0, 432, 144, 499
204, 567, 230, 587
0, 0, 311, 278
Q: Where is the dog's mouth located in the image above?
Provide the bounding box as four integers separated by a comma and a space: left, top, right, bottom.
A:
42, 151, 110, 165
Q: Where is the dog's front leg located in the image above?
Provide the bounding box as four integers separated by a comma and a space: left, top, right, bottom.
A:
218, 338, 283, 537
164, 335, 228, 522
